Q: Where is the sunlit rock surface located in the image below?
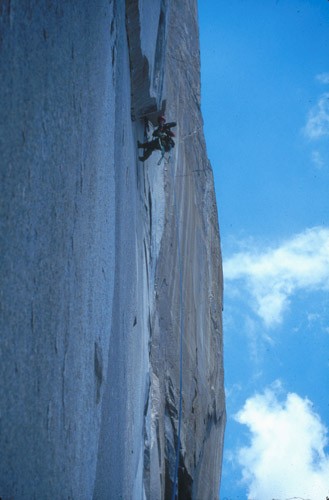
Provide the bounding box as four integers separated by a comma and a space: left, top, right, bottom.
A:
0, 1, 225, 498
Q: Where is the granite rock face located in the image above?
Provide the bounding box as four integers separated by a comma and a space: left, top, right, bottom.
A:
0, 1, 225, 499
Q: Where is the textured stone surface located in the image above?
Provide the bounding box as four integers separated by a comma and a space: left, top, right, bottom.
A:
0, 1, 225, 498
143, 2, 226, 498
1, 2, 117, 497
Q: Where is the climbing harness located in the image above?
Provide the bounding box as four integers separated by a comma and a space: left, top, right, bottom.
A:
139, 117, 176, 164
157, 150, 171, 165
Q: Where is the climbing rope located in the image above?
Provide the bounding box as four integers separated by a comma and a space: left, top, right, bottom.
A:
170, 141, 185, 500
144, 116, 150, 143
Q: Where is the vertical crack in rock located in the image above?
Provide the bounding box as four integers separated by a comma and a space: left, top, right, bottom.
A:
94, 342, 103, 405
148, 188, 152, 259
125, 0, 168, 120
125, 0, 158, 119
152, 0, 168, 105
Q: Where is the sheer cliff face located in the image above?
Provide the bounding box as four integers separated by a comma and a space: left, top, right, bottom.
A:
148, 4, 226, 498
0, 1, 225, 499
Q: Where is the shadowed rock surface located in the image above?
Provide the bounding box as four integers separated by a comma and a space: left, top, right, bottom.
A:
0, 1, 225, 498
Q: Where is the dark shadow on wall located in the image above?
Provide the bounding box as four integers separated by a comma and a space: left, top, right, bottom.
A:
125, 0, 169, 123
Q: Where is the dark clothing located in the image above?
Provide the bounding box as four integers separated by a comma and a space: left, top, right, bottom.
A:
138, 122, 176, 161
138, 138, 161, 160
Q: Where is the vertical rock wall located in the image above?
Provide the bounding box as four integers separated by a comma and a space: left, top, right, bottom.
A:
0, 1, 225, 498
0, 2, 117, 497
143, 2, 226, 499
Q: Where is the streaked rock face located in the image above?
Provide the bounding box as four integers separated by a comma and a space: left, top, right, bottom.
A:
0, 1, 225, 498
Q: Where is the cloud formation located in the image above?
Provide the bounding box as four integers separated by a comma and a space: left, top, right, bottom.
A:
235, 386, 329, 500
316, 72, 329, 85
224, 227, 329, 326
303, 92, 329, 139
311, 150, 325, 169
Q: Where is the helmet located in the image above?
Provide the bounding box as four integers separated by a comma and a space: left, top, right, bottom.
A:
158, 115, 166, 124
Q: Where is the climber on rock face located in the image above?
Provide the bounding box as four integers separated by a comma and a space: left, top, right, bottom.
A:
137, 115, 176, 162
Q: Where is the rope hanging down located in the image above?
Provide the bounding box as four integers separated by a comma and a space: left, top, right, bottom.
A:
144, 116, 150, 142
170, 149, 185, 500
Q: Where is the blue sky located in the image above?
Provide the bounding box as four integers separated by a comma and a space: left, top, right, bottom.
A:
199, 1, 329, 499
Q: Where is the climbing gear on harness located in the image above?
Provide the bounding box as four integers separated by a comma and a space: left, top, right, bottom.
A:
137, 117, 176, 162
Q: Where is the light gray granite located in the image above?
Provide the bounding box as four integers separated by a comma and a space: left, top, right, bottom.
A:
0, 1, 225, 498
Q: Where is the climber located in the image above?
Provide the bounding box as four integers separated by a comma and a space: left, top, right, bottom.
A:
137, 115, 176, 161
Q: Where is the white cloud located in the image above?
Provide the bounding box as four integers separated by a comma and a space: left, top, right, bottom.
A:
303, 92, 329, 139
311, 150, 326, 169
224, 227, 329, 327
316, 72, 329, 85
235, 386, 329, 500
307, 312, 321, 324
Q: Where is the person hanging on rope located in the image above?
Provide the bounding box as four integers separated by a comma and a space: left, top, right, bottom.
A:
137, 115, 176, 162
